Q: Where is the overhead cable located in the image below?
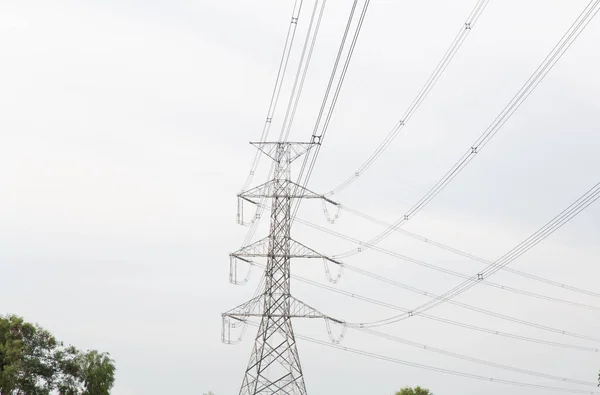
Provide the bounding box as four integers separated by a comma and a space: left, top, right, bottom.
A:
333, 0, 600, 259
341, 204, 600, 298
296, 217, 600, 312
244, 321, 600, 394
292, 0, 371, 218
240, 0, 305, 193
287, 271, 600, 353
347, 180, 600, 328
295, 335, 600, 394
327, 0, 490, 196
355, 326, 597, 386
279, 0, 328, 141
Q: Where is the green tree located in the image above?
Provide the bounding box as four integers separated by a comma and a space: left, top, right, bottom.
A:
77, 350, 115, 395
0, 314, 115, 395
0, 314, 61, 395
396, 386, 433, 395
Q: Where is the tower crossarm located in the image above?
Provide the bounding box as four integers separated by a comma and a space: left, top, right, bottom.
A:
230, 237, 343, 265
223, 295, 338, 321
238, 179, 338, 206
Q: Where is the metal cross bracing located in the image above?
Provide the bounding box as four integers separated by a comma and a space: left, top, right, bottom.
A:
223, 142, 341, 395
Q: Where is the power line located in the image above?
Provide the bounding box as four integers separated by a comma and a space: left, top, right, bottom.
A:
340, 204, 600, 298
288, 246, 600, 342
296, 334, 600, 394
285, 270, 600, 353
243, 322, 600, 394
292, 0, 371, 219
239, 0, 305, 193
279, 0, 328, 141
355, 326, 597, 386
295, 217, 600, 312
343, 263, 600, 342
347, 180, 600, 328
333, 0, 600, 260
327, 0, 490, 196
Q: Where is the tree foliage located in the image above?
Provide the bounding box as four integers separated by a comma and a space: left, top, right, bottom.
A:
396, 386, 433, 395
0, 314, 115, 395
77, 350, 116, 395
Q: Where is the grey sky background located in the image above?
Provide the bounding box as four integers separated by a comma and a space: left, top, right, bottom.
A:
1, 1, 599, 394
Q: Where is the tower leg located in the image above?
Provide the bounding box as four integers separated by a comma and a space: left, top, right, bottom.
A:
239, 315, 306, 395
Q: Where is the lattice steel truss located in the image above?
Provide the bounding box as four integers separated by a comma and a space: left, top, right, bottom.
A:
223, 142, 340, 395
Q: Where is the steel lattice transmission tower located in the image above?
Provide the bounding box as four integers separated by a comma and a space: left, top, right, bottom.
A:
223, 141, 341, 395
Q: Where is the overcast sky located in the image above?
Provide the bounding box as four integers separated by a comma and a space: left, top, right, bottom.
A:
1, 0, 600, 394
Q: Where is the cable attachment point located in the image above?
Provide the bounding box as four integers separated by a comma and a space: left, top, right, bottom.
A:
291, 17, 299, 24
229, 255, 253, 285
323, 258, 344, 284
325, 318, 347, 344
471, 146, 478, 154
237, 196, 259, 226
477, 273, 484, 281
221, 315, 248, 345
322, 200, 341, 224
465, 22, 472, 30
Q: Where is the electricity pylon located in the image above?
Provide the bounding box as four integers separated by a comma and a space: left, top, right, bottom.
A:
223, 141, 341, 395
